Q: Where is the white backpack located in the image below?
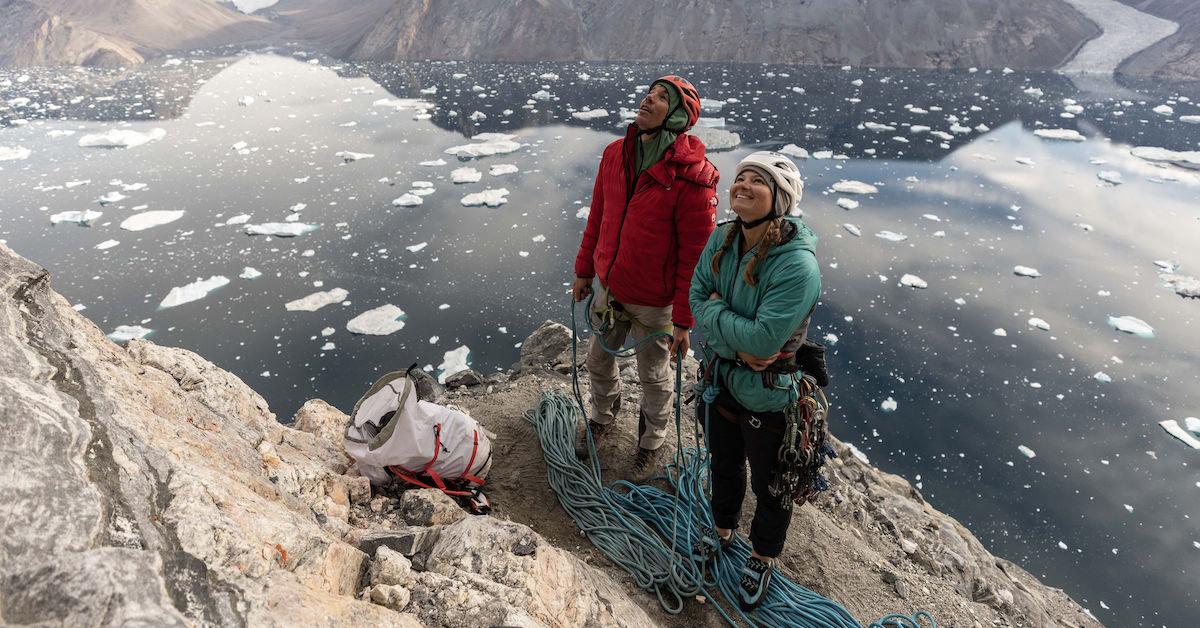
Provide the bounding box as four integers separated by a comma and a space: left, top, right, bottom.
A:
344, 370, 492, 506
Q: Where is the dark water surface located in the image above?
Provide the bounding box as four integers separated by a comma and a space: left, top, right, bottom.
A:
2, 53, 1198, 626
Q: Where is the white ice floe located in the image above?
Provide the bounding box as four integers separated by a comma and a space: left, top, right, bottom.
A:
700, 98, 726, 112
95, 239, 120, 250
346, 304, 406, 335
1154, 260, 1179, 272
285, 288, 348, 312
993, 328, 1008, 337
237, 95, 255, 106
406, 242, 428, 253
0, 146, 31, 161
832, 180, 878, 194
1034, 129, 1086, 142
900, 274, 928, 289
837, 198, 860, 210
1094, 371, 1113, 383
864, 122, 895, 132
690, 127, 740, 151
78, 128, 166, 148
444, 133, 522, 158
160, 276, 230, 308
1097, 170, 1123, 185
420, 158, 447, 166
571, 108, 608, 120
335, 151, 374, 162
875, 230, 907, 242
779, 144, 809, 159
225, 214, 251, 225
880, 397, 898, 413
1180, 115, 1200, 124
1160, 274, 1200, 298
1018, 445, 1036, 459
1153, 104, 1174, 116
1130, 146, 1200, 170
240, 267, 262, 279
451, 167, 482, 183
50, 210, 102, 225
823, 333, 839, 346
438, 345, 471, 383
372, 98, 434, 110
489, 164, 519, 176
531, 90, 552, 101
120, 210, 185, 231
842, 224, 862, 237
1013, 265, 1042, 278
320, 342, 335, 351
321, 327, 335, 337
107, 325, 153, 342
1159, 418, 1200, 450
460, 188, 509, 207
392, 194, 422, 207
1028, 317, 1051, 331
245, 223, 318, 237
1107, 315, 1155, 338
98, 191, 126, 205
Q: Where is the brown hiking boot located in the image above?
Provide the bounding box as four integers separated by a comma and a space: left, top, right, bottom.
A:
575, 420, 611, 458
631, 446, 664, 482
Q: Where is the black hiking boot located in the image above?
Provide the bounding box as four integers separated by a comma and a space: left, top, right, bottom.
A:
737, 556, 774, 611
631, 446, 664, 482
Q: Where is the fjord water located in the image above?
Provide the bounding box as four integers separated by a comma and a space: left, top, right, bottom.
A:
1, 54, 1197, 625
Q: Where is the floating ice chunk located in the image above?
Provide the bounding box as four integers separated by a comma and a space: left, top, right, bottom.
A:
1023, 87, 1044, 97
832, 180, 878, 194
910, 125, 931, 134
347, 304, 406, 335
1097, 171, 1123, 185
1013, 265, 1041, 278
1015, 157, 1036, 166
95, 239, 120, 250
468, 111, 487, 122
1093, 371, 1112, 383
444, 134, 521, 158
1018, 445, 1036, 458
372, 98, 434, 110
823, 333, 838, 346
451, 167, 482, 183
531, 89, 552, 101
286, 288, 348, 312
65, 179, 90, 188
1130, 146, 1200, 170
922, 214, 941, 222
108, 325, 153, 342
576, 206, 590, 219
406, 242, 428, 253
993, 328, 1007, 337
900, 274, 927, 289
489, 164, 519, 176
120, 210, 185, 231
842, 223, 862, 237
321, 327, 335, 337
98, 191, 126, 205
531, 234, 546, 243
571, 108, 608, 120
78, 128, 166, 148
420, 158, 447, 166
437, 345, 471, 383
779, 144, 809, 159
392, 193, 422, 207
880, 397, 898, 412
1152, 104, 1174, 115
864, 122, 896, 132
0, 146, 31, 161
1028, 317, 1050, 331
690, 127, 740, 151
837, 198, 860, 210
1034, 129, 1085, 142
1107, 315, 1155, 338
50, 210, 102, 225
226, 214, 251, 225
1160, 273, 1200, 298
699, 97, 726, 112
237, 95, 255, 106
160, 276, 229, 308
245, 223, 318, 237
1180, 115, 1200, 124
320, 342, 335, 351
1159, 418, 1200, 450
240, 267, 261, 279
1154, 260, 1179, 272
875, 230, 907, 242
812, 150, 833, 159
460, 188, 509, 207
335, 151, 374, 162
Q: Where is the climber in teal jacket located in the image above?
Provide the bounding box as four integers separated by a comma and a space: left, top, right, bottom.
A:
687, 151, 820, 611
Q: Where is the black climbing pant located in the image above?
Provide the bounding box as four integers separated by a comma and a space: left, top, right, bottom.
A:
704, 395, 792, 558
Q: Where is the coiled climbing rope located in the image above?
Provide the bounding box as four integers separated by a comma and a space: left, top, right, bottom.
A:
521, 297, 935, 628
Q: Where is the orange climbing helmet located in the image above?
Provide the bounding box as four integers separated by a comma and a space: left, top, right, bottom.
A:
649, 74, 702, 133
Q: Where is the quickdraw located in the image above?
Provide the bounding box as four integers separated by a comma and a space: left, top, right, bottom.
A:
768, 374, 838, 510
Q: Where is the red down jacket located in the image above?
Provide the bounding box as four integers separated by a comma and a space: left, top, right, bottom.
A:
575, 124, 718, 329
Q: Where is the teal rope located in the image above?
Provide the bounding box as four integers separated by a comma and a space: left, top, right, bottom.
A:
520, 296, 935, 628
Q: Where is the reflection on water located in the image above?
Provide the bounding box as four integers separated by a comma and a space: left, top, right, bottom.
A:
1, 53, 1198, 625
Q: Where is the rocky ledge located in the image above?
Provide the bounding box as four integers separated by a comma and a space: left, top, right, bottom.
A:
0, 241, 1100, 628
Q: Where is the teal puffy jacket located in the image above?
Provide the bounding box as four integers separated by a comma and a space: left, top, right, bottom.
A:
689, 217, 822, 412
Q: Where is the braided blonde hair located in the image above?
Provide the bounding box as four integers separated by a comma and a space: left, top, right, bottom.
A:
711, 218, 782, 287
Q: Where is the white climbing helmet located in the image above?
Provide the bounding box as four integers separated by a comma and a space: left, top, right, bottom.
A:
736, 151, 804, 217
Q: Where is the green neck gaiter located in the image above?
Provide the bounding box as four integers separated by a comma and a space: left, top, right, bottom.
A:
636, 81, 689, 173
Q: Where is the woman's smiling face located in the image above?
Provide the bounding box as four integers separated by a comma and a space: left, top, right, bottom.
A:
729, 168, 773, 223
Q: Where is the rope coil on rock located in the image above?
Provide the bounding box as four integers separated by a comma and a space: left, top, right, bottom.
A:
521, 297, 935, 628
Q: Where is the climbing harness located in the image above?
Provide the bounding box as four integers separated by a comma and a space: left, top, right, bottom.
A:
521, 297, 936, 627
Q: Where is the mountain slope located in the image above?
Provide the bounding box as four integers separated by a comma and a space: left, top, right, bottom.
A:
1116, 0, 1200, 79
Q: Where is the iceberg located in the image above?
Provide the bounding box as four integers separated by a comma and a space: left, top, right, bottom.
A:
900, 274, 927, 289
880, 397, 898, 412
225, 214, 251, 225
690, 127, 740, 151
98, 191, 127, 205
285, 288, 348, 312
842, 223, 861, 237
245, 223, 318, 237
107, 325, 152, 343
1028, 317, 1050, 331
1107, 315, 1155, 338
78, 128, 166, 148
875, 230, 907, 242
1018, 445, 1036, 459
1093, 371, 1112, 383
571, 109, 608, 120
406, 242, 428, 253
1013, 266, 1041, 278
832, 180, 878, 194
373, 98, 434, 110
120, 210, 185, 231
779, 144, 809, 159
837, 198, 860, 210
489, 164, 519, 176
95, 239, 120, 250
444, 133, 521, 158
335, 151, 374, 162
1130, 146, 1200, 170
0, 146, 31, 161
240, 267, 261, 279
1159, 418, 1200, 450
1034, 129, 1085, 142
346, 304, 406, 335
1097, 171, 1123, 185
451, 167, 482, 183
160, 276, 230, 308
1160, 274, 1200, 299
1180, 115, 1200, 124
438, 345, 471, 383
461, 188, 509, 207
392, 194, 422, 207
50, 210, 102, 225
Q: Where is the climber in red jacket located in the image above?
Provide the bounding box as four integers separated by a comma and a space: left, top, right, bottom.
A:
571, 74, 718, 480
